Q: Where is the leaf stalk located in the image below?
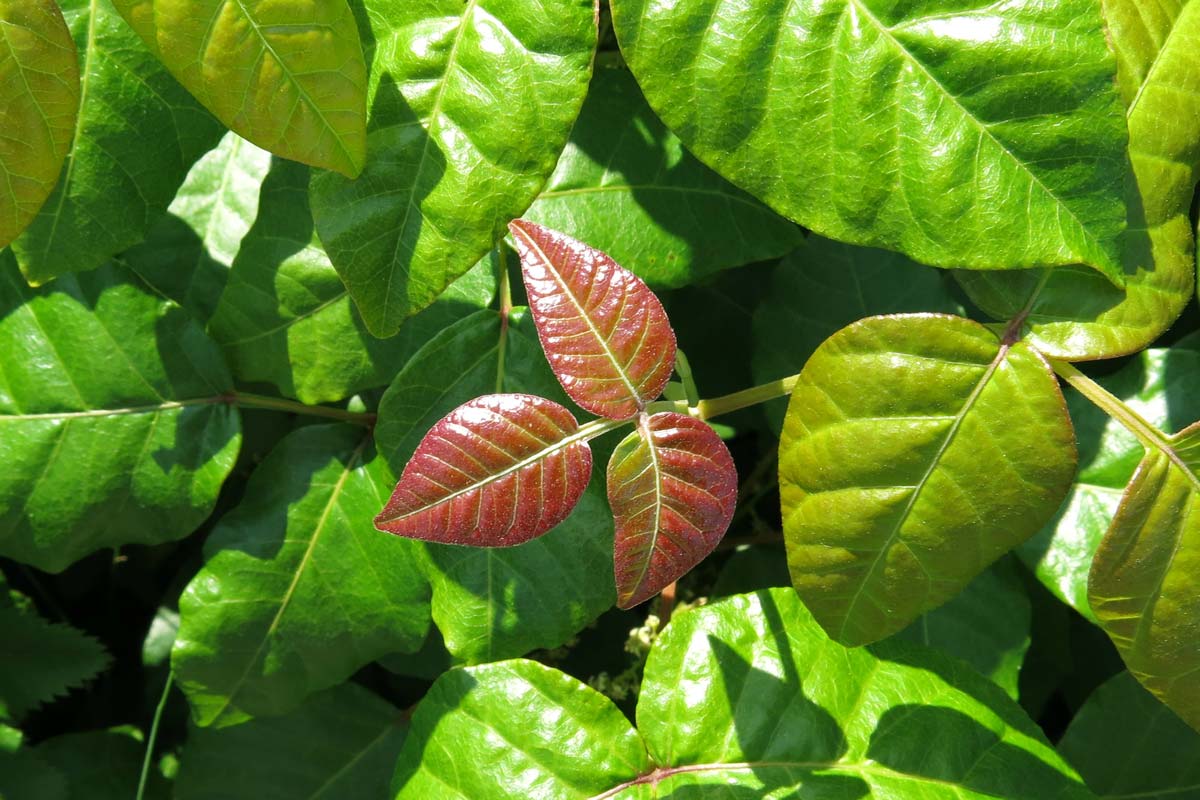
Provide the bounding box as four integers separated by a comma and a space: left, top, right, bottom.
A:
694, 374, 801, 420
226, 392, 376, 425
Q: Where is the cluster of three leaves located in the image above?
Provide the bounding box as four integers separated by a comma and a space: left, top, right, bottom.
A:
374, 221, 737, 608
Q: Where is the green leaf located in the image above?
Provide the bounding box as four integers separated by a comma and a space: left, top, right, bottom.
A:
0, 607, 109, 720
308, 0, 597, 337
954, 0, 1200, 360
113, 0, 367, 177
522, 66, 802, 287
780, 314, 1076, 646
393, 588, 1092, 798
142, 605, 179, 667
1020, 337, 1200, 620
37, 729, 169, 800
376, 310, 616, 663
0, 744, 66, 800
10, 0, 223, 285
173, 424, 429, 727
123, 132, 272, 322
1089, 421, 1200, 732
209, 159, 496, 404
0, 0, 79, 249
0, 254, 241, 572
1060, 671, 1200, 799
176, 682, 407, 799
752, 235, 965, 431
611, 0, 1128, 282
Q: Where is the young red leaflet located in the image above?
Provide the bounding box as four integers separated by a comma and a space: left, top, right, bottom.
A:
375, 394, 593, 547
509, 219, 676, 420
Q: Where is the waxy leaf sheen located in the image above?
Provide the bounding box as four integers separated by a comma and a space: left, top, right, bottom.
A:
0, 0, 79, 250
375, 394, 593, 547
609, 411, 736, 608
780, 314, 1076, 646
510, 219, 676, 420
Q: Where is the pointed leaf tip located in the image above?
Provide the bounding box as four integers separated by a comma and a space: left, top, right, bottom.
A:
508, 219, 676, 420
375, 394, 593, 547
609, 412, 737, 608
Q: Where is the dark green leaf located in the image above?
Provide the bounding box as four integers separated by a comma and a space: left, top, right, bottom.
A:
10, 0, 223, 284
780, 314, 1076, 645
612, 0, 1128, 281
209, 158, 495, 404
0, 607, 109, 720
308, 0, 597, 336
0, 254, 240, 572
173, 424, 428, 727
177, 682, 407, 799
37, 729, 168, 800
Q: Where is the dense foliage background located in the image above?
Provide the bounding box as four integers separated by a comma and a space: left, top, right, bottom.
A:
3, 0, 1200, 797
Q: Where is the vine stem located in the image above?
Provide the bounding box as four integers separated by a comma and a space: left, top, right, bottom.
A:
136, 670, 174, 800
495, 246, 513, 393
226, 392, 376, 425
1049, 359, 1169, 454
693, 374, 801, 420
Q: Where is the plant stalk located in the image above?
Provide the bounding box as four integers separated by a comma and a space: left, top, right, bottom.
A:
227, 392, 376, 425
136, 670, 174, 800
1049, 359, 1168, 454
695, 374, 801, 420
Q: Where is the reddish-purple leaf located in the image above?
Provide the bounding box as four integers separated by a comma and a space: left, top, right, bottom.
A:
607, 412, 737, 608
508, 219, 677, 420
375, 394, 593, 547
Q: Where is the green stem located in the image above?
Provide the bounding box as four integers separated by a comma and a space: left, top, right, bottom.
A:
229, 392, 375, 425
495, 246, 512, 394
1049, 359, 1168, 454
136, 670, 174, 800
694, 374, 801, 420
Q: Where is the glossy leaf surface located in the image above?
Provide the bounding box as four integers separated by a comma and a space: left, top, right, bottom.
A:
173, 424, 429, 727
612, 0, 1128, 281
0, 255, 241, 572
10, 0, 222, 284
0, 0, 79, 249
376, 394, 593, 547
114, 0, 367, 176
523, 66, 802, 287
309, 0, 596, 337
1060, 672, 1200, 799
376, 310, 615, 663
752, 235, 964, 431
609, 412, 736, 608
780, 314, 1076, 646
209, 159, 495, 404
1089, 422, 1200, 731
177, 682, 407, 799
1020, 338, 1200, 619
955, 0, 1200, 359
511, 219, 676, 419
393, 588, 1091, 798
124, 132, 272, 321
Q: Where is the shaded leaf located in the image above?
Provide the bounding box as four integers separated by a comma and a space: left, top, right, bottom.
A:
609, 412, 736, 608
0, 607, 109, 720
0, 745, 66, 800
309, 0, 596, 337
37, 729, 169, 800
177, 682, 406, 799
209, 158, 496, 404
611, 0, 1128, 281
114, 0, 367, 176
393, 588, 1092, 798
10, 0, 223, 284
780, 314, 1076, 646
173, 424, 428, 727
954, 0, 1200, 359
510, 219, 676, 419
376, 394, 593, 547
1089, 422, 1200, 731
123, 131, 271, 321
376, 310, 616, 663
752, 235, 965, 431
1060, 671, 1200, 799
0, 0, 79, 249
0, 255, 241, 572
523, 66, 802, 287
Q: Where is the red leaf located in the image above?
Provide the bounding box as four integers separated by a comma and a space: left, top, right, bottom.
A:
375, 394, 593, 547
508, 219, 676, 420
607, 412, 737, 608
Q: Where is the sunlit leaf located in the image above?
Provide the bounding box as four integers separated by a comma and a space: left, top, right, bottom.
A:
510, 219, 676, 420
608, 411, 736, 608
375, 394, 594, 547
611, 0, 1128, 282
780, 314, 1076, 646
0, 0, 79, 249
